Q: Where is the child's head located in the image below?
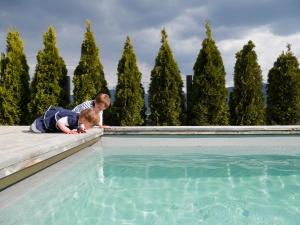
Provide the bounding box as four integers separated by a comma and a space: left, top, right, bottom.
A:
94, 93, 110, 112
79, 108, 100, 129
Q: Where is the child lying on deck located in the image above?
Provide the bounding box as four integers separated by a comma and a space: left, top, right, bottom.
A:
72, 93, 110, 128
30, 106, 99, 134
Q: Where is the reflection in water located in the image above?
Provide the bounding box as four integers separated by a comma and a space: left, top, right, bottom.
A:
1, 144, 300, 225
96, 146, 104, 184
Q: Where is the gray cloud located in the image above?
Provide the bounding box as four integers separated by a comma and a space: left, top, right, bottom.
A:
1, 0, 299, 90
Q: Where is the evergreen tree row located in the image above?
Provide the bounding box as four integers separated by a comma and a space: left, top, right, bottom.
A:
0, 21, 299, 126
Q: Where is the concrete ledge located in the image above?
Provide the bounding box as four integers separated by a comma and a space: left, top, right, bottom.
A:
104, 126, 300, 135
0, 126, 103, 190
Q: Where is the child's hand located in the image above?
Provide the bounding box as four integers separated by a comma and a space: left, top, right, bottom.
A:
66, 130, 78, 134
57, 121, 78, 134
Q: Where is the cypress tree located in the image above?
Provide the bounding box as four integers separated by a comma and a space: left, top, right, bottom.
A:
148, 29, 185, 125
60, 63, 70, 108
0, 29, 30, 125
189, 21, 229, 125
112, 36, 145, 126
28, 25, 69, 120
73, 20, 109, 106
0, 86, 16, 125
229, 40, 265, 125
0, 52, 15, 125
267, 44, 300, 124
0, 53, 4, 84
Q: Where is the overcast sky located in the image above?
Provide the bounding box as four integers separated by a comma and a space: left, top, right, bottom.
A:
1, 0, 300, 91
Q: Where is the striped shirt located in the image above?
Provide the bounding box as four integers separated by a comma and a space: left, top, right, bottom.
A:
72, 100, 103, 126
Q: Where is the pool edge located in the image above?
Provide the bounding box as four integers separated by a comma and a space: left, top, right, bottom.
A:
0, 136, 100, 191
104, 126, 300, 135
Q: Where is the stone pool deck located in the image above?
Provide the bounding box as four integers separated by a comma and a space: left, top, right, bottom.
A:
0, 126, 103, 190
105, 125, 300, 135
0, 125, 300, 190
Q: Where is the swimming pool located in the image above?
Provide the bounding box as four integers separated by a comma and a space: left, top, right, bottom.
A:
1, 135, 300, 225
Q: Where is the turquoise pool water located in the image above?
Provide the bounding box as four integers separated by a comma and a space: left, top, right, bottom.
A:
1, 140, 300, 225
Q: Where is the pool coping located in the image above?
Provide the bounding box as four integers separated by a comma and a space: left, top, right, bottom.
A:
104, 125, 300, 135
0, 126, 103, 191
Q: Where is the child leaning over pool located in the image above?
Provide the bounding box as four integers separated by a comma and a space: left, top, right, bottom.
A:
30, 106, 99, 134
72, 93, 110, 128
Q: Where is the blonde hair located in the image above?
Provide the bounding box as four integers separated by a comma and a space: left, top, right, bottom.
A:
95, 93, 110, 108
79, 108, 100, 126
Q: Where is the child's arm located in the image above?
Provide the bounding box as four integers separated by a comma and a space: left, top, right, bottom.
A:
99, 124, 110, 128
57, 121, 77, 134
98, 111, 111, 128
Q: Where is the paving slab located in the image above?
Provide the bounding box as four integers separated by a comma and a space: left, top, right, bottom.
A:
104, 125, 300, 135
0, 126, 103, 190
